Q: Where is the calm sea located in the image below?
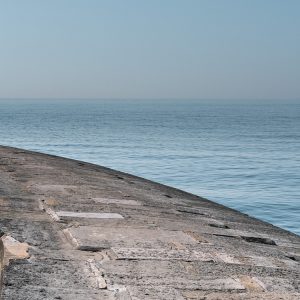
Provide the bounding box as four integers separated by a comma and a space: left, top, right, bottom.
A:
0, 99, 299, 235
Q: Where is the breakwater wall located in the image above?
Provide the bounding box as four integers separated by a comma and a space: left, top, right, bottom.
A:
0, 145, 299, 300
0, 239, 3, 298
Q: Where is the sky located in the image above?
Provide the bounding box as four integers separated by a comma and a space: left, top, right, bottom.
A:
0, 0, 299, 100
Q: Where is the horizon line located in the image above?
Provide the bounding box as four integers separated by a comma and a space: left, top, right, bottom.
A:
0, 97, 300, 101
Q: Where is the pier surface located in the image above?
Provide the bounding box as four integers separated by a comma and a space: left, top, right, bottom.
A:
0, 146, 299, 299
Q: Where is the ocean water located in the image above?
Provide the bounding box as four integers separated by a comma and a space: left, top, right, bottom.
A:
0, 99, 299, 235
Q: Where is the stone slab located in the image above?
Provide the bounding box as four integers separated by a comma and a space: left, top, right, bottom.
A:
181, 291, 300, 300
3, 287, 115, 300
31, 184, 78, 193
64, 226, 196, 250
56, 211, 124, 219
113, 277, 246, 291
93, 197, 141, 206
111, 247, 215, 261
214, 252, 299, 269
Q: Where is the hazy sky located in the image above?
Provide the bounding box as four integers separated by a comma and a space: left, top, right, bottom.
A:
0, 0, 299, 99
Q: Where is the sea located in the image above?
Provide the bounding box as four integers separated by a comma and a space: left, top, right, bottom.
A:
0, 99, 299, 235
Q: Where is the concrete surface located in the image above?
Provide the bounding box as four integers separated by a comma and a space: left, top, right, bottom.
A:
0, 145, 299, 299
0, 239, 3, 296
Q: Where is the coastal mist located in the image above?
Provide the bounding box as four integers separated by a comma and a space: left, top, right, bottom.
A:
0, 99, 299, 235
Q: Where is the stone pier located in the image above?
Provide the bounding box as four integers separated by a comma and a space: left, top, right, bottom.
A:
0, 146, 299, 299
0, 239, 3, 296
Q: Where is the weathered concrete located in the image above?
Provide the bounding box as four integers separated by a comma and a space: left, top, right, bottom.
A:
0, 145, 299, 299
0, 239, 3, 296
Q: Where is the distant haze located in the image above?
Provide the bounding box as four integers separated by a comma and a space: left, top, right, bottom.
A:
0, 0, 299, 99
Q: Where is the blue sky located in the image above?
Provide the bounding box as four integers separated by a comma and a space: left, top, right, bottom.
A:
0, 0, 299, 99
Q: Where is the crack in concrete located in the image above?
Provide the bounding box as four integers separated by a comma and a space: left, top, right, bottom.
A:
38, 199, 61, 222
87, 259, 107, 289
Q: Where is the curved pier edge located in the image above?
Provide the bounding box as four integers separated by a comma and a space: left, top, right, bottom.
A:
0, 145, 299, 300
0, 239, 3, 298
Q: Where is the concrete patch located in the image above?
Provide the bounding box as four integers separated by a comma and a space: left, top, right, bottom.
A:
169, 241, 187, 250
255, 276, 299, 292
23, 164, 55, 170
236, 254, 298, 269
64, 227, 197, 250
237, 276, 265, 292
184, 231, 209, 243
214, 252, 240, 264
181, 291, 300, 300
215, 252, 298, 269
93, 197, 141, 206
34, 184, 77, 190
3, 286, 115, 300
111, 247, 215, 262
56, 211, 124, 219
124, 277, 245, 291
31, 184, 78, 195
127, 286, 184, 300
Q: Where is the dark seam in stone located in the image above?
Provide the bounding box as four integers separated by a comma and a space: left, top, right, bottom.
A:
241, 236, 277, 245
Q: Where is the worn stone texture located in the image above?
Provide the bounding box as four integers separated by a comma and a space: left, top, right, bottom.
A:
0, 146, 299, 300
0, 239, 3, 296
